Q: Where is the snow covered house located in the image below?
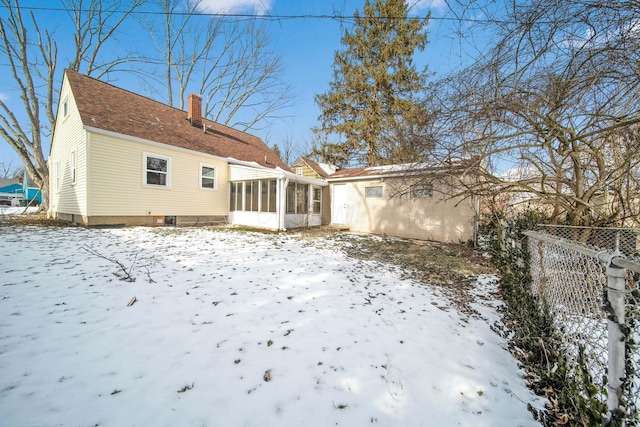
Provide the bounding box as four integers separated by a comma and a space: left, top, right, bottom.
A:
48, 70, 327, 229
326, 163, 479, 243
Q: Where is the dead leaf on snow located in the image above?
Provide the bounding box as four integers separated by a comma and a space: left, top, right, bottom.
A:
177, 382, 194, 393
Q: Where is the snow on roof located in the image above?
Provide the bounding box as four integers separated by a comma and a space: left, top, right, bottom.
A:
328, 158, 477, 180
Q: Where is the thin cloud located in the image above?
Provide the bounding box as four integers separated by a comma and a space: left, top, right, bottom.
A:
408, 0, 447, 12
198, 0, 273, 15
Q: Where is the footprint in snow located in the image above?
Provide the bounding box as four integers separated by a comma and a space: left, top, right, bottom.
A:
382, 365, 405, 402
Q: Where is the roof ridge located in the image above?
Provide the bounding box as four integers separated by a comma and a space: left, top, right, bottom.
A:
65, 69, 188, 114
64, 69, 260, 141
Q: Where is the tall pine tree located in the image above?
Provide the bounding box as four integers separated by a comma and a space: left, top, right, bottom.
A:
314, 0, 430, 167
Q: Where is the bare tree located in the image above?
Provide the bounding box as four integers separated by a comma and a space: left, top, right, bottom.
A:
0, 0, 145, 211
0, 161, 24, 179
270, 133, 300, 166
141, 0, 292, 132
426, 0, 640, 227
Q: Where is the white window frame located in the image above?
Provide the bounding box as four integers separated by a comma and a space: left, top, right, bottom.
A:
365, 186, 383, 198
54, 161, 60, 193
295, 167, 303, 175
199, 163, 217, 190
143, 152, 171, 188
261, 179, 277, 213
312, 185, 322, 214
70, 151, 76, 184
62, 95, 69, 119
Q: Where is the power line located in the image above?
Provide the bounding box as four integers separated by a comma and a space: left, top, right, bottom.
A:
0, 4, 506, 24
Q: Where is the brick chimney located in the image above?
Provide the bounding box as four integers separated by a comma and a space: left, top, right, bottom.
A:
188, 94, 202, 127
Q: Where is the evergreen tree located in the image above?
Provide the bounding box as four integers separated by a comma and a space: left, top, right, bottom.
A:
314, 0, 430, 167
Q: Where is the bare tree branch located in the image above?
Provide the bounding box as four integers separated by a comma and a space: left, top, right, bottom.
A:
425, 0, 640, 226
0, 0, 146, 211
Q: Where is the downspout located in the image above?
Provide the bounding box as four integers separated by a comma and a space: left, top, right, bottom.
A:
278, 176, 289, 231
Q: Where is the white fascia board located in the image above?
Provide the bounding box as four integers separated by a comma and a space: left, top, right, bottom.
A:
83, 125, 227, 162
284, 172, 328, 186
227, 158, 281, 171
327, 173, 390, 182
327, 169, 458, 183
228, 159, 328, 186
228, 162, 285, 178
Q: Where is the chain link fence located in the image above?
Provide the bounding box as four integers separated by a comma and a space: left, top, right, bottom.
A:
524, 226, 640, 423
538, 225, 640, 262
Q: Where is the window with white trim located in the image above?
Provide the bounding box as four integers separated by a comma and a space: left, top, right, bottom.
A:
244, 180, 259, 212
286, 182, 308, 214
62, 95, 69, 119
365, 186, 382, 198
231, 179, 278, 213
230, 182, 242, 211
70, 151, 76, 184
143, 153, 170, 187
411, 184, 433, 198
200, 164, 216, 190
261, 179, 277, 213
55, 161, 60, 192
312, 186, 322, 214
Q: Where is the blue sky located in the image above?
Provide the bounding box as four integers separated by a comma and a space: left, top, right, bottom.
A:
0, 0, 488, 169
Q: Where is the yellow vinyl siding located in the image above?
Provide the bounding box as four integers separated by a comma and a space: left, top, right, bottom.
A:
87, 132, 229, 216
49, 75, 87, 216
291, 161, 322, 179
300, 164, 320, 179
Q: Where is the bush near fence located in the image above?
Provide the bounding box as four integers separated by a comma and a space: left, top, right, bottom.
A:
482, 210, 636, 426
525, 226, 640, 425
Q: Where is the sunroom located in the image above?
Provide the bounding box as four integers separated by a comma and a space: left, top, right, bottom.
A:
227, 160, 328, 230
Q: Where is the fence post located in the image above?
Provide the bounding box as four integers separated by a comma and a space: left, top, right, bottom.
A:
606, 258, 626, 417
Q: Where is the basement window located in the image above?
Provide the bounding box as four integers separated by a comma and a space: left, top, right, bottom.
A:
143, 152, 170, 188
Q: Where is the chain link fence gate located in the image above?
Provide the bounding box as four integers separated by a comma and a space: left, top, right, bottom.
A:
523, 226, 640, 423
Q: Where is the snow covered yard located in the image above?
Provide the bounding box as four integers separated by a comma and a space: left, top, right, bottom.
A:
0, 225, 544, 426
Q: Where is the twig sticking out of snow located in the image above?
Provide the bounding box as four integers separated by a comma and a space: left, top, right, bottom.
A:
177, 382, 194, 393
81, 245, 138, 282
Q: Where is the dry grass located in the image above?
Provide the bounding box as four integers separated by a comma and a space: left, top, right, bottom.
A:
299, 229, 497, 315
0, 213, 68, 227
